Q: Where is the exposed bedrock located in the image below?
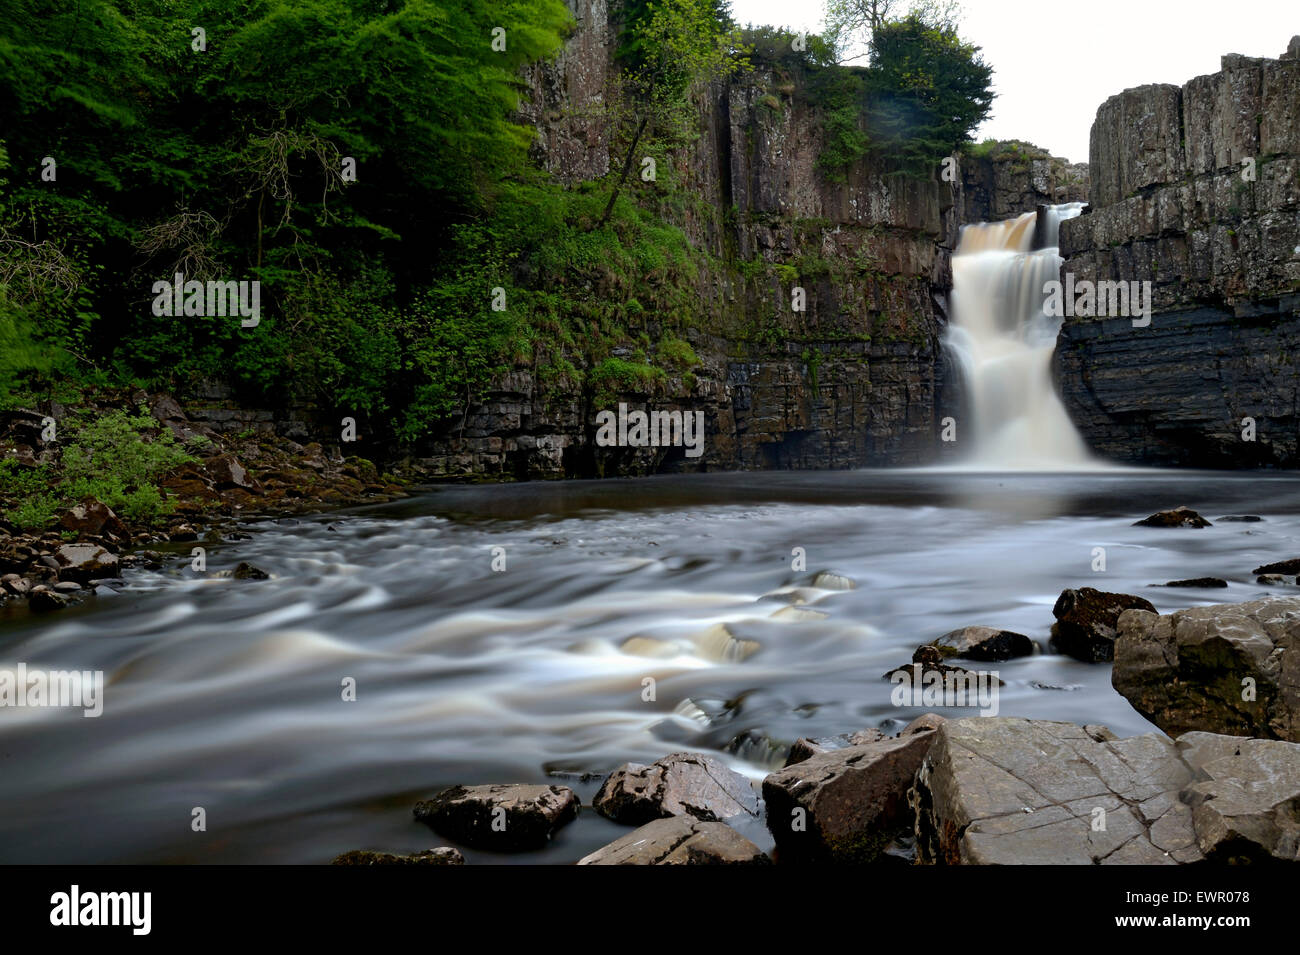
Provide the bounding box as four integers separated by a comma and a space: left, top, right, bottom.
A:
408, 2, 1078, 479
1057, 39, 1300, 467
912, 717, 1300, 864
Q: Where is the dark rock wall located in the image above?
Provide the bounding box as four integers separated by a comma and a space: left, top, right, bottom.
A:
413, 4, 1071, 479
1057, 42, 1300, 466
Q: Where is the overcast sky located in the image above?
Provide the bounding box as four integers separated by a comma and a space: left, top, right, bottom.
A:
728, 0, 1298, 163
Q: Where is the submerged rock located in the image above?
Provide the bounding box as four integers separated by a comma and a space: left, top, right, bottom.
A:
1134, 507, 1212, 528
231, 561, 270, 580
1112, 596, 1300, 741
593, 752, 759, 825
1050, 587, 1157, 662
413, 784, 578, 852
1164, 577, 1228, 588
762, 727, 940, 863
931, 625, 1036, 661
578, 816, 769, 865
1258, 574, 1289, 585
811, 571, 855, 591
1254, 557, 1300, 575
331, 847, 464, 865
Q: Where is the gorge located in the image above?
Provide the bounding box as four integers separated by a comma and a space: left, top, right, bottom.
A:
3, 2, 1300, 874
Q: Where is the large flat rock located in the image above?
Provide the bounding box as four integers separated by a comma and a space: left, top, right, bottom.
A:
912, 717, 1300, 864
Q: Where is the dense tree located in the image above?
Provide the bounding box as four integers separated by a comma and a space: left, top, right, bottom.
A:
864, 12, 993, 175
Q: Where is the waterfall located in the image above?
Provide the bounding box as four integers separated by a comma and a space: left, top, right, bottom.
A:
943, 202, 1094, 469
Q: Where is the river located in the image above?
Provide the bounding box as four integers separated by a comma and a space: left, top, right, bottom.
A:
2, 468, 1298, 863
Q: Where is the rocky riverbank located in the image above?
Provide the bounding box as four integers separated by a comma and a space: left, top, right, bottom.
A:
0, 390, 418, 614
327, 502, 1300, 865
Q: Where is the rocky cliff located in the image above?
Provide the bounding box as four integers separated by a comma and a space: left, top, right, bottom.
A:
410, 3, 1075, 479
1057, 38, 1300, 466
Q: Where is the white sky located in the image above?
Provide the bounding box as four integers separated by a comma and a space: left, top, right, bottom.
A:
729, 0, 1298, 163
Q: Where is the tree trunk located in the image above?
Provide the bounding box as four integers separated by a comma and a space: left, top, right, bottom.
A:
596, 115, 650, 229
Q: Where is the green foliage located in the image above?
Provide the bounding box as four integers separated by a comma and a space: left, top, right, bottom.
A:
864, 14, 994, 177
0, 410, 195, 528
740, 25, 837, 69
657, 336, 699, 370
0, 286, 54, 405
60, 410, 196, 524
589, 357, 666, 405
0, 0, 574, 436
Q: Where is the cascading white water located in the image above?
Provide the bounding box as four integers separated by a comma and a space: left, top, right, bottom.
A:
943, 202, 1094, 468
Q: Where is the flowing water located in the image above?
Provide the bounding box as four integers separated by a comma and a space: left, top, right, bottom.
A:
945, 202, 1094, 468
0, 204, 1287, 865
3, 469, 1300, 864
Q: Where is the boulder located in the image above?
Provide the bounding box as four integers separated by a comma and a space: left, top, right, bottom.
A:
785, 729, 888, 767
913, 718, 1204, 864
205, 453, 257, 490
58, 497, 127, 539
577, 816, 769, 865
1178, 733, 1300, 862
52, 543, 119, 584
1112, 596, 1300, 741
593, 753, 759, 825
27, 589, 68, 612
1, 574, 31, 596
149, 394, 187, 422
932, 625, 1036, 661
913, 718, 1300, 864
331, 847, 464, 865
1051, 587, 1157, 662
413, 784, 578, 852
762, 728, 940, 863
1258, 574, 1288, 585
1134, 507, 1212, 528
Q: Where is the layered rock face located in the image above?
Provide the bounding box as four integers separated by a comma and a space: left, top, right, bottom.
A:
1057, 40, 1300, 466
957, 141, 1088, 224
413, 6, 1072, 479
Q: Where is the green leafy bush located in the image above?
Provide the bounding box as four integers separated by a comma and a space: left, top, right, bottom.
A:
0, 410, 196, 529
